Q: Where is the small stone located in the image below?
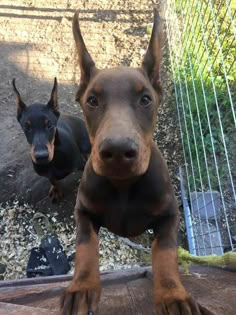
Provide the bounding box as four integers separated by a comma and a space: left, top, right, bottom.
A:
8, 208, 16, 218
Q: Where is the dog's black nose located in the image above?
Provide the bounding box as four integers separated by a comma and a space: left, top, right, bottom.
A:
99, 138, 138, 164
34, 150, 49, 163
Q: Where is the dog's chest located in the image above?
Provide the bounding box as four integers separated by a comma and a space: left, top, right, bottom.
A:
79, 161, 174, 237
80, 186, 159, 237
33, 162, 71, 180
101, 203, 155, 237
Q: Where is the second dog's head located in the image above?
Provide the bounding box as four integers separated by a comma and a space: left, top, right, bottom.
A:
12, 78, 60, 165
73, 9, 162, 180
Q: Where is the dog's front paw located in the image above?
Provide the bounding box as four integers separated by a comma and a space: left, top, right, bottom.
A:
49, 184, 63, 203
155, 296, 214, 315
60, 284, 101, 315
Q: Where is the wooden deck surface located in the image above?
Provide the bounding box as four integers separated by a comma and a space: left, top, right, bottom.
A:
0, 265, 235, 315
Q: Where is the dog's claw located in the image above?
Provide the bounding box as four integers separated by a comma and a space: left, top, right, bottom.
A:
155, 297, 215, 315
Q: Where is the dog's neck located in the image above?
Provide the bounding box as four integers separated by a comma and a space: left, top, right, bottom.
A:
108, 176, 140, 190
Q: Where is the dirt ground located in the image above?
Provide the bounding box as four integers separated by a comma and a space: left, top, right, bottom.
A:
0, 0, 183, 279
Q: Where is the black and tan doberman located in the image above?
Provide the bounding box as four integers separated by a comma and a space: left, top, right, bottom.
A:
13, 78, 91, 202
60, 9, 214, 315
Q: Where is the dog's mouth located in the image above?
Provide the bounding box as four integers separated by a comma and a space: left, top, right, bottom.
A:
100, 165, 137, 180
30, 148, 54, 165
91, 135, 152, 180
34, 157, 52, 165
31, 154, 52, 165
30, 141, 55, 165
92, 154, 150, 180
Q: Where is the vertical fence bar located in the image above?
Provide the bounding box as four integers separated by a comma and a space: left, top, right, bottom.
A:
180, 167, 197, 255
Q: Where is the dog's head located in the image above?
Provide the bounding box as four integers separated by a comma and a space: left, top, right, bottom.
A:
12, 78, 60, 165
73, 9, 162, 180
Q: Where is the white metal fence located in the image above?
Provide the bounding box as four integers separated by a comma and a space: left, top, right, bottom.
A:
165, 0, 236, 255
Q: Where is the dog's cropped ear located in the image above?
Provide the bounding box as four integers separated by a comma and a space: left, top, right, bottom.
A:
12, 78, 26, 117
142, 8, 162, 92
73, 10, 97, 101
47, 77, 60, 117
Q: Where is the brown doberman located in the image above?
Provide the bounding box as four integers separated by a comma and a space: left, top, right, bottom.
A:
60, 9, 214, 315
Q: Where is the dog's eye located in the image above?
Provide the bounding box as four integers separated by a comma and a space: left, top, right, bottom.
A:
86, 96, 98, 108
140, 95, 152, 107
47, 121, 52, 129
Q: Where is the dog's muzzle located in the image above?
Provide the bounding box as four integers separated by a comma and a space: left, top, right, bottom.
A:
98, 137, 139, 177
34, 149, 50, 165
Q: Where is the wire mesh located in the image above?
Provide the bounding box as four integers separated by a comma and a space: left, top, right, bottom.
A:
165, 0, 236, 255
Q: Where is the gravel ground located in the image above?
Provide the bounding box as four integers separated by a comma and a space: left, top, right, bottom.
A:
0, 202, 143, 280
0, 0, 183, 280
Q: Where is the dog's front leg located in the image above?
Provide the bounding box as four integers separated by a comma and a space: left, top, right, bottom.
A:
60, 205, 101, 315
49, 179, 63, 203
152, 214, 214, 315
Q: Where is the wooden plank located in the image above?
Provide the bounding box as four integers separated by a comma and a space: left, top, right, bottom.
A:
0, 267, 148, 314
98, 284, 135, 315
98, 278, 157, 315
101, 266, 149, 286
0, 275, 72, 289
21, 296, 60, 312
181, 266, 236, 315
12, 280, 156, 314
127, 278, 156, 315
146, 265, 236, 315
0, 265, 235, 315
0, 284, 65, 304
6, 280, 156, 315
0, 267, 149, 304
0, 266, 149, 289
0, 302, 56, 315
